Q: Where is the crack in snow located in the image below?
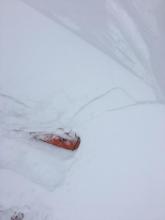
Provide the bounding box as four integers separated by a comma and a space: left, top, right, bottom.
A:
70, 87, 137, 121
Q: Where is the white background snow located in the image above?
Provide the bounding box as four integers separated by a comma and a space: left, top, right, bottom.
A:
0, 0, 165, 219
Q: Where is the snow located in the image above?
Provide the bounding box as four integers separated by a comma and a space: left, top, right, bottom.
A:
20, 0, 165, 98
0, 0, 165, 219
52, 105, 165, 220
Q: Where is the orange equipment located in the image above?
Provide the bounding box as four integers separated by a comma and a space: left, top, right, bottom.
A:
31, 129, 80, 151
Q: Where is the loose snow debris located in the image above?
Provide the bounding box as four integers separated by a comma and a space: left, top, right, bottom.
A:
11, 211, 24, 220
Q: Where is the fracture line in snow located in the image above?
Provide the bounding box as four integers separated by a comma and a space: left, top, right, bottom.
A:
106, 100, 165, 112
0, 92, 29, 108
70, 87, 136, 121
76, 99, 165, 128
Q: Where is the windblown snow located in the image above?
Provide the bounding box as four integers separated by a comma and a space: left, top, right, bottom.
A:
0, 0, 165, 219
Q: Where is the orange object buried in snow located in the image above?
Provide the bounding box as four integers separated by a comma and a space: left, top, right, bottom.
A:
31, 129, 80, 151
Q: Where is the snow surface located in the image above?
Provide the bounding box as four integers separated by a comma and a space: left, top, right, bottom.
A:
0, 0, 165, 219
20, 0, 165, 99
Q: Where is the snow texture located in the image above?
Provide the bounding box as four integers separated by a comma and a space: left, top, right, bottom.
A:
0, 0, 165, 219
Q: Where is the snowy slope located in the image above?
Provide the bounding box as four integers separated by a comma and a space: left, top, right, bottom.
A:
0, 0, 165, 219
20, 0, 165, 99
